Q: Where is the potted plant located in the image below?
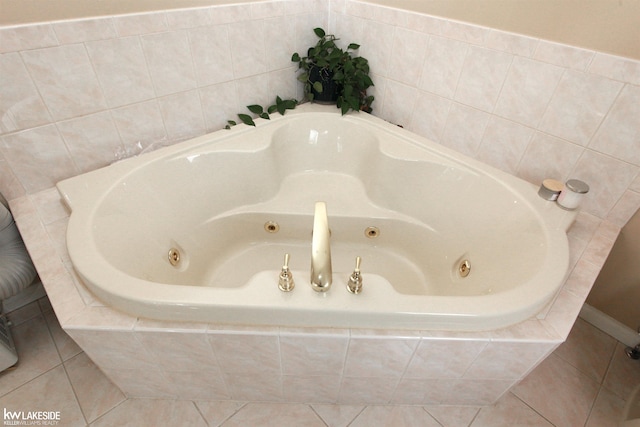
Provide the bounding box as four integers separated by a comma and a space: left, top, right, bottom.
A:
292, 27, 374, 114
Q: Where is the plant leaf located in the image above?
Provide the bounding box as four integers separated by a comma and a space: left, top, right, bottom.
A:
247, 105, 263, 115
347, 43, 360, 50
238, 114, 255, 127
291, 52, 300, 62
313, 27, 326, 38
267, 104, 278, 114
340, 100, 349, 115
313, 81, 323, 93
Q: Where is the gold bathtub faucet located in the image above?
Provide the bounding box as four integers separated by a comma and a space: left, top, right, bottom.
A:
310, 201, 332, 292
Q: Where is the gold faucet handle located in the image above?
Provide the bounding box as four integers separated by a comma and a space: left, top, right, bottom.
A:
278, 253, 295, 292
347, 256, 363, 294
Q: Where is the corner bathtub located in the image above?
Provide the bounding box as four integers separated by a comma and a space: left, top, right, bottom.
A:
57, 104, 575, 331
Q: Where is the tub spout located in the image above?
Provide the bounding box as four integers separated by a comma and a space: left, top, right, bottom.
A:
311, 201, 332, 292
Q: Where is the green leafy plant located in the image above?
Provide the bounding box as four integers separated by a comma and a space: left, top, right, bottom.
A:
224, 28, 373, 129
291, 27, 374, 114
225, 96, 298, 129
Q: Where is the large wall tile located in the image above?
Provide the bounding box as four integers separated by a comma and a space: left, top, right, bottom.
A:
141, 30, 197, 96
86, 36, 156, 108
494, 57, 564, 128
0, 24, 58, 53
0, 52, 51, 134
357, 20, 394, 77
534, 41, 594, 71
440, 103, 490, 156
56, 112, 123, 173
539, 70, 623, 146
388, 27, 428, 85
418, 35, 469, 99
589, 84, 640, 166
280, 333, 349, 376
111, 100, 167, 150
113, 12, 168, 37
52, 18, 117, 44
208, 333, 281, 375
158, 90, 206, 142
516, 132, 583, 184
199, 81, 240, 132
404, 339, 486, 379
1, 125, 77, 193
476, 116, 533, 174
343, 337, 417, 379
571, 150, 638, 218
454, 46, 513, 112
166, 7, 212, 29
188, 25, 234, 87
407, 92, 451, 142
265, 16, 297, 71
21, 44, 108, 121
228, 20, 268, 78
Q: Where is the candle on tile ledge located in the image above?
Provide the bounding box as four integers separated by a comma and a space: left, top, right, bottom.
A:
557, 179, 589, 210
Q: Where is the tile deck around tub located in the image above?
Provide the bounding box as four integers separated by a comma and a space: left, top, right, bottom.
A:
2, 299, 639, 426
3, 186, 628, 424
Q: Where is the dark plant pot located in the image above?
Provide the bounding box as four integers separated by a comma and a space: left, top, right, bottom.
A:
309, 65, 341, 104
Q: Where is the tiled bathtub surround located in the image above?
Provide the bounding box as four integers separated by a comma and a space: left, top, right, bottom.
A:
0, 0, 327, 198
329, 0, 640, 227
7, 186, 620, 405
0, 0, 638, 407
0, 0, 638, 225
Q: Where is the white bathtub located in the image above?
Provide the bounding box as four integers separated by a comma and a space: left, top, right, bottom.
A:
57, 104, 575, 331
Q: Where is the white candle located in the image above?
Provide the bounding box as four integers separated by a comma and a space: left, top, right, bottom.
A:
557, 179, 589, 210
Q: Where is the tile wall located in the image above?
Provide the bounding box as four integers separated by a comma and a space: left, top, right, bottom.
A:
0, 0, 327, 199
1, 0, 639, 227
329, 0, 640, 227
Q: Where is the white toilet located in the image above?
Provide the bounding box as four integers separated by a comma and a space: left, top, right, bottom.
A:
621, 384, 640, 427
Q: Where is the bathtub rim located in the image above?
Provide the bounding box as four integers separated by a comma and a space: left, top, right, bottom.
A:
57, 103, 577, 331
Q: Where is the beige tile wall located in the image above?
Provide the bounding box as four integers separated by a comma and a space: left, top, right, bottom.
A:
0, 0, 327, 199
332, 0, 640, 227
1, 0, 639, 227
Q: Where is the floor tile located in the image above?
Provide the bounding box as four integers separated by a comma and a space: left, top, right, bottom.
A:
194, 401, 245, 427
602, 342, 640, 400
90, 399, 207, 427
553, 317, 617, 383
43, 309, 82, 361
471, 392, 553, 427
311, 404, 365, 427
65, 352, 126, 423
424, 404, 481, 427
0, 364, 86, 426
5, 301, 42, 326
0, 314, 61, 396
513, 353, 600, 426
585, 387, 626, 427
349, 405, 441, 427
220, 403, 325, 427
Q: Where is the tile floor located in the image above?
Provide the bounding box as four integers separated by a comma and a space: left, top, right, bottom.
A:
1, 297, 639, 427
